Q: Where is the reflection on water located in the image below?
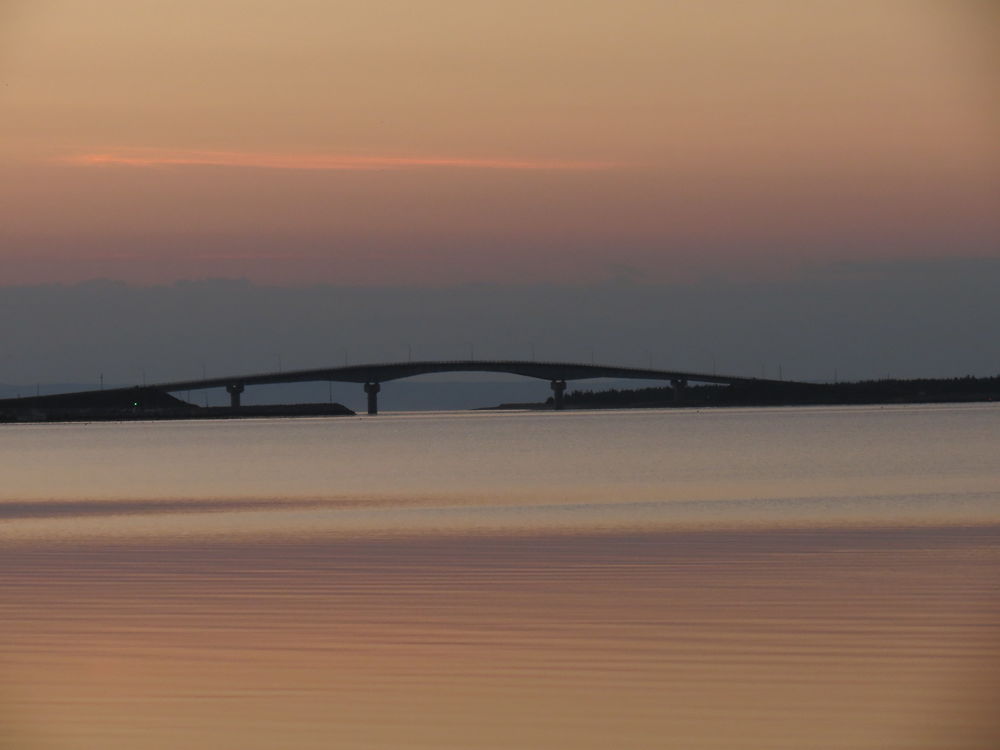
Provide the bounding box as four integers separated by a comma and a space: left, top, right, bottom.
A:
1, 405, 999, 749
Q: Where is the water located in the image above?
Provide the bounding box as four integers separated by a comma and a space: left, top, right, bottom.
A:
1, 405, 998, 749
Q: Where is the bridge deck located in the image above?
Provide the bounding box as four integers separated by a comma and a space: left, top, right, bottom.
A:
0, 360, 814, 411
151, 360, 787, 392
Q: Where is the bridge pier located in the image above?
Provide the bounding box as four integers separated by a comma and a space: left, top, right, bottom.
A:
550, 379, 567, 410
670, 378, 687, 404
364, 381, 381, 415
226, 383, 245, 409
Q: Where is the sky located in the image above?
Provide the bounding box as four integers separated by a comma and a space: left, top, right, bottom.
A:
1, 0, 997, 285
2, 261, 999, 407
0, 2, 998, 391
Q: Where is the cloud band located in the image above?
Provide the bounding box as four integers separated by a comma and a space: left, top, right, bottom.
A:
60, 148, 619, 172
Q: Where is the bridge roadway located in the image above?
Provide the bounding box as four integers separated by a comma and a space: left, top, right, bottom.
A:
146, 360, 793, 414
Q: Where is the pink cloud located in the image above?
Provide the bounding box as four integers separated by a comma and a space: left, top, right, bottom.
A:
59, 148, 620, 171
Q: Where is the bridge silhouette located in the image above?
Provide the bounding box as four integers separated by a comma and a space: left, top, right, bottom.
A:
1, 360, 806, 415
147, 360, 793, 414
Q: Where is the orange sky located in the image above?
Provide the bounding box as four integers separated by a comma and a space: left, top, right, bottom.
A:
1, 1, 997, 284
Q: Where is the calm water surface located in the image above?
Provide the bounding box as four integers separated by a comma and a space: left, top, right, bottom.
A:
1, 405, 998, 749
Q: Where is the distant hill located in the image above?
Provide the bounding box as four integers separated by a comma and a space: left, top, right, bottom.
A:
562, 376, 1000, 408
0, 388, 354, 422
488, 375, 1000, 410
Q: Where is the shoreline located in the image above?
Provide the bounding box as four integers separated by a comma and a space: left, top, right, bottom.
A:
0, 402, 355, 423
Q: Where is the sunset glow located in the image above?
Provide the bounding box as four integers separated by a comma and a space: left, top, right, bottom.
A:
1, 0, 997, 284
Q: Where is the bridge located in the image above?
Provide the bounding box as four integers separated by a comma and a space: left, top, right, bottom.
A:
1, 360, 811, 415
138, 360, 795, 414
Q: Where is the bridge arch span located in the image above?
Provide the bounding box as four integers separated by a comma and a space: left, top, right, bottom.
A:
151, 360, 788, 414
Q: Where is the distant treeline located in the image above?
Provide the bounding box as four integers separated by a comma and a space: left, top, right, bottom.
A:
0, 387, 355, 422
559, 375, 1000, 409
